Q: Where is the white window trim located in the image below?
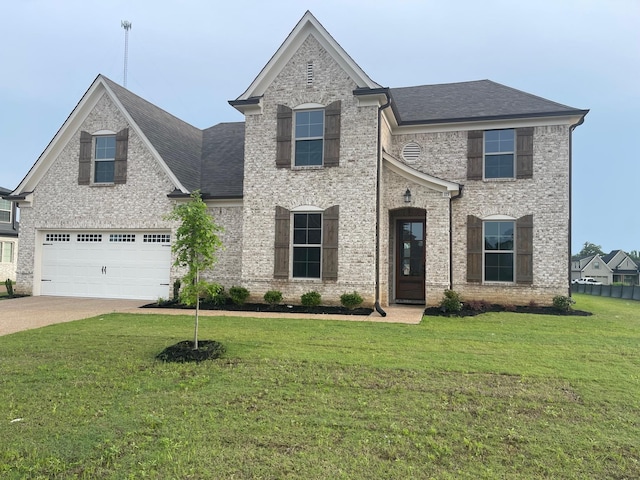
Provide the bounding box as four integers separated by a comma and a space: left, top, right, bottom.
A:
93, 134, 116, 184
291, 211, 323, 279
0, 199, 11, 224
482, 219, 516, 284
293, 107, 325, 167
483, 129, 515, 180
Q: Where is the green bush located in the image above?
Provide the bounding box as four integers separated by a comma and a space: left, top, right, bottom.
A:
301, 291, 321, 307
340, 291, 363, 310
179, 280, 224, 306
439, 289, 462, 314
172, 279, 181, 301
205, 284, 228, 306
229, 286, 250, 305
264, 290, 283, 306
552, 295, 575, 312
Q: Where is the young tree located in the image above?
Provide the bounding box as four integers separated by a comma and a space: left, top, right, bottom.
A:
166, 191, 223, 349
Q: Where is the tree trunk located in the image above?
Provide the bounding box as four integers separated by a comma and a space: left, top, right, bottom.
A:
194, 267, 199, 350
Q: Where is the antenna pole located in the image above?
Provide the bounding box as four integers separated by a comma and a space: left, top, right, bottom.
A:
121, 20, 132, 87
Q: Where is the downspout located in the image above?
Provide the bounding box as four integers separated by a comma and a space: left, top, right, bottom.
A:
449, 185, 464, 290
375, 93, 391, 317
568, 114, 587, 297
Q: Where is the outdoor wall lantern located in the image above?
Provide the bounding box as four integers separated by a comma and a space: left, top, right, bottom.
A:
404, 188, 412, 203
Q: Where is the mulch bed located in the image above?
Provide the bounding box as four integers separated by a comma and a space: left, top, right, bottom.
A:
142, 300, 373, 316
156, 340, 226, 363
424, 304, 592, 317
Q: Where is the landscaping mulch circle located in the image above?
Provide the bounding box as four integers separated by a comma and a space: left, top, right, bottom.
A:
156, 340, 226, 363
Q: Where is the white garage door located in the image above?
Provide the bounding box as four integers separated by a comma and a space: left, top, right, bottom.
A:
40, 231, 171, 300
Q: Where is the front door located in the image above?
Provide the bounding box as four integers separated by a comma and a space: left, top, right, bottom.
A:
396, 220, 426, 303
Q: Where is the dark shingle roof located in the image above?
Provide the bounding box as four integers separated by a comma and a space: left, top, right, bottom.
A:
389, 80, 587, 125
103, 77, 203, 192
201, 123, 245, 198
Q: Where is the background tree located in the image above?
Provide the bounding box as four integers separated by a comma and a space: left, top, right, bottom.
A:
166, 191, 223, 349
572, 241, 605, 261
629, 250, 640, 263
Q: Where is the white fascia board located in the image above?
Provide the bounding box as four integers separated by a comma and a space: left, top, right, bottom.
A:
204, 198, 243, 208
236, 11, 380, 101
388, 113, 587, 136
101, 78, 188, 193
383, 152, 460, 194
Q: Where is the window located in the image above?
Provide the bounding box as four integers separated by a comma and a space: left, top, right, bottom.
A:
484, 221, 514, 282
484, 129, 515, 179
292, 213, 322, 278
0, 198, 11, 223
94, 136, 116, 183
0, 242, 13, 263
295, 110, 324, 166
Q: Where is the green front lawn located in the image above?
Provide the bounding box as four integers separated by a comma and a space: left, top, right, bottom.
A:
0, 294, 638, 479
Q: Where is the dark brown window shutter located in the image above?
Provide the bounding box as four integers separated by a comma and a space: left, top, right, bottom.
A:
324, 101, 341, 167
114, 128, 129, 184
467, 130, 483, 180
276, 105, 292, 168
274, 206, 290, 279
322, 205, 339, 280
78, 131, 92, 185
516, 214, 533, 284
467, 215, 482, 282
516, 127, 534, 179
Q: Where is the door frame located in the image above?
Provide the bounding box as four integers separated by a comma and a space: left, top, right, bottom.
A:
392, 211, 426, 304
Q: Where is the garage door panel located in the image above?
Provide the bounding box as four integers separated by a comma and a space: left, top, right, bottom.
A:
41, 231, 171, 300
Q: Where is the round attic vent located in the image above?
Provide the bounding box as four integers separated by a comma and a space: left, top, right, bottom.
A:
402, 142, 421, 163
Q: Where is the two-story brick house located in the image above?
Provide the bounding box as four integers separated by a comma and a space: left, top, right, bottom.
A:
6, 12, 587, 308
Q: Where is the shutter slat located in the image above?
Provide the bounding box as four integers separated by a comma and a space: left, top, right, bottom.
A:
516, 127, 533, 179
516, 214, 533, 284
114, 128, 128, 184
322, 205, 339, 280
324, 101, 341, 167
274, 206, 290, 278
467, 130, 483, 180
78, 131, 92, 185
276, 105, 292, 168
467, 215, 482, 282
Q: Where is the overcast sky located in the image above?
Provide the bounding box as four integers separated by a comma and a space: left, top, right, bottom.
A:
1, 0, 638, 254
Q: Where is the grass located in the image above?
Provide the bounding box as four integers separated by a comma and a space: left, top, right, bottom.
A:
0, 293, 638, 479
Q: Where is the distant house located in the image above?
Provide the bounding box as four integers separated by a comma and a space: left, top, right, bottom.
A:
571, 250, 639, 285
6, 11, 588, 306
0, 186, 19, 281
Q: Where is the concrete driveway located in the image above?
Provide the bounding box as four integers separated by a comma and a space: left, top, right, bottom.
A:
1, 296, 425, 337
0, 296, 147, 336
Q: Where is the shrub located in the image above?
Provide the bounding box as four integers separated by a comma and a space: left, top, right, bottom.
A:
340, 291, 363, 310
439, 289, 462, 314
172, 279, 181, 301
466, 299, 486, 312
552, 295, 575, 313
205, 283, 227, 306
264, 290, 283, 306
5, 278, 14, 298
229, 286, 250, 305
301, 291, 321, 307
504, 303, 517, 312
179, 280, 224, 306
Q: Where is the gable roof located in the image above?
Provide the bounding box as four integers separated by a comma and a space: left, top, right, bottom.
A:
233, 11, 380, 103
201, 122, 245, 198
102, 77, 203, 192
389, 80, 588, 125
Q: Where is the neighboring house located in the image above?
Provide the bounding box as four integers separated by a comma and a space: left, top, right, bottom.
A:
0, 186, 19, 282
6, 12, 588, 306
571, 250, 639, 285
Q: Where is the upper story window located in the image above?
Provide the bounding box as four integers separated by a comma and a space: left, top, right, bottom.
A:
0, 198, 11, 223
295, 110, 324, 166
94, 136, 116, 183
292, 212, 322, 278
276, 102, 341, 169
78, 129, 129, 186
484, 220, 515, 282
484, 129, 515, 179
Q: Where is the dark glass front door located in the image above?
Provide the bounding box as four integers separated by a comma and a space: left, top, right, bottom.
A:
396, 220, 425, 302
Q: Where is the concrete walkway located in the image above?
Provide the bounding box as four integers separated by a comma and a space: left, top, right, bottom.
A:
0, 296, 424, 336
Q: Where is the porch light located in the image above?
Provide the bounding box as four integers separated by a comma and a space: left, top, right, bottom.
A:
404, 188, 412, 203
